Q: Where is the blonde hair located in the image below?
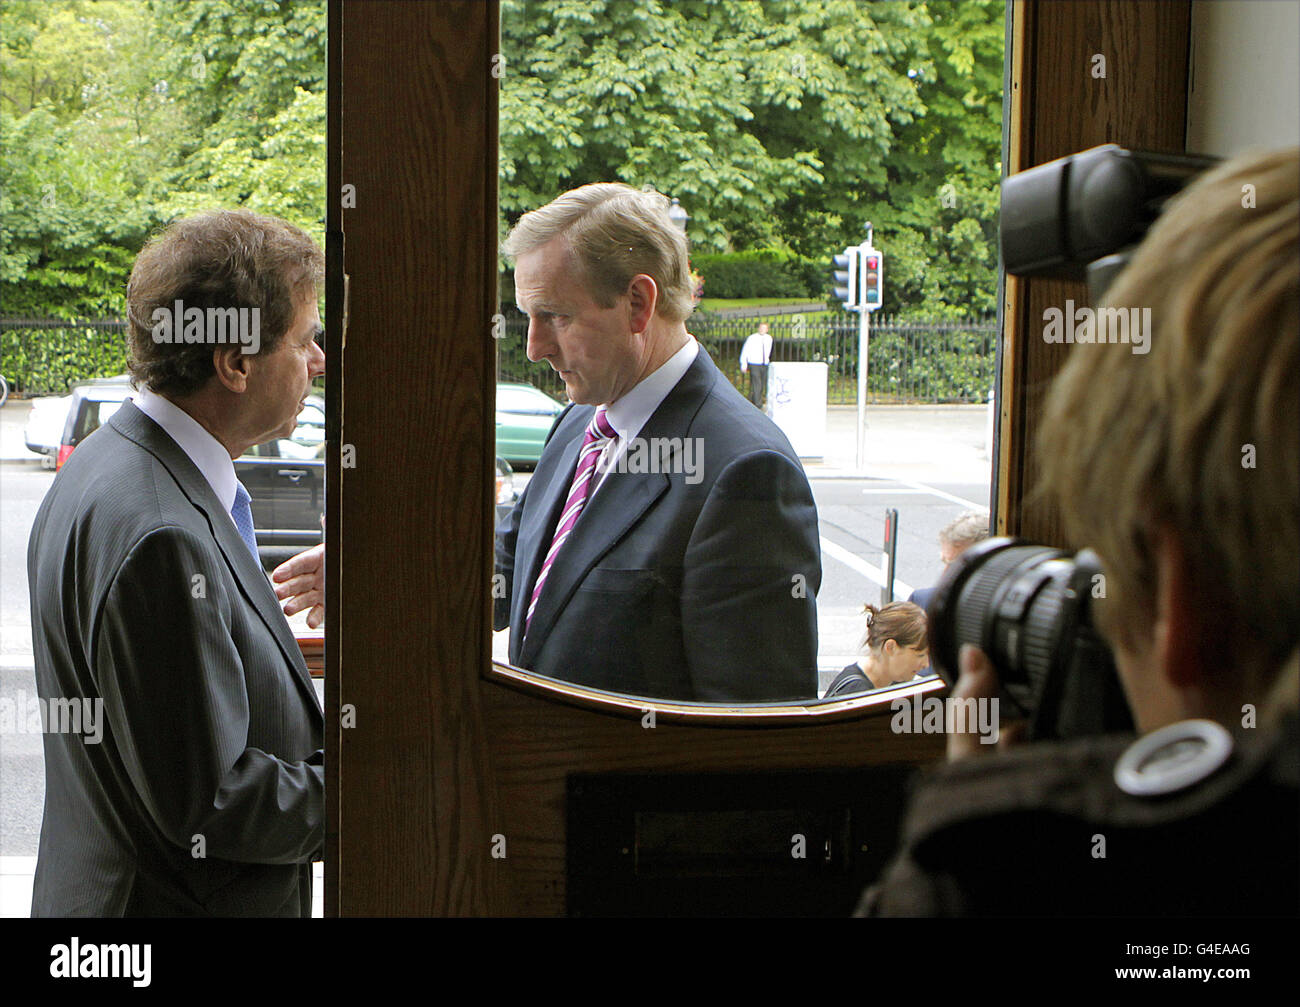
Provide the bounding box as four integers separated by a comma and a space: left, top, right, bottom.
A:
1037, 147, 1299, 700
861, 601, 928, 653
502, 183, 695, 322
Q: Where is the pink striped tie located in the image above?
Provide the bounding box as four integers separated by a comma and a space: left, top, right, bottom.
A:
525, 406, 618, 634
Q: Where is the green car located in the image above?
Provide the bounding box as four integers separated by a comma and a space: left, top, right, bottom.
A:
495, 382, 565, 466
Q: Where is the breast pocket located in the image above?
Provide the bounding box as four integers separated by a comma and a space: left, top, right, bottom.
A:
579, 567, 663, 595
560, 567, 689, 695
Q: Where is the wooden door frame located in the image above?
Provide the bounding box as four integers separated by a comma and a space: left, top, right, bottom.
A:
327, 0, 1191, 916
995, 0, 1192, 541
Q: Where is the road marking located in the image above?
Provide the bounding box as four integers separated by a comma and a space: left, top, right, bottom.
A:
864, 474, 987, 510
857, 488, 935, 494
819, 536, 913, 598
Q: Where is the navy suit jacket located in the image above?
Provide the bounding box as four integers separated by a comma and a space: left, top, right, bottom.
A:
908, 586, 936, 611
494, 347, 821, 701
27, 400, 324, 916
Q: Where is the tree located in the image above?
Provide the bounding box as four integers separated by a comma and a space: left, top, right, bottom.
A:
874, 0, 1004, 317
2, 0, 1002, 323
499, 0, 1004, 317
0, 0, 326, 321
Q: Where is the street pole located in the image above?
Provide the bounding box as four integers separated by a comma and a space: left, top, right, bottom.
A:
881, 507, 898, 605
855, 223, 875, 472
855, 301, 870, 471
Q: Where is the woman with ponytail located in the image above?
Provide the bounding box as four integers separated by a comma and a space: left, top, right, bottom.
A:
823, 601, 929, 698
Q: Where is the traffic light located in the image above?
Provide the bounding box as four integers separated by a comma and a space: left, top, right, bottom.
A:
862, 250, 883, 310
832, 247, 860, 310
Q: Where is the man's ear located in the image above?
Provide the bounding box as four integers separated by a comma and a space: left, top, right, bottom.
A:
626, 274, 658, 335
211, 345, 251, 393
1154, 527, 1211, 691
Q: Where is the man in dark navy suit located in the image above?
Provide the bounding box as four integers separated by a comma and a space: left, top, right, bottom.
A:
28, 210, 325, 916
494, 184, 821, 702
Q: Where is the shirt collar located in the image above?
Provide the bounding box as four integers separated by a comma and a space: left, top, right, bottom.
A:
604, 336, 699, 443
134, 386, 240, 512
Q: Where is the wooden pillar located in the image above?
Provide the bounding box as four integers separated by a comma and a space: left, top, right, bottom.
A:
330, 0, 501, 915
998, 0, 1191, 543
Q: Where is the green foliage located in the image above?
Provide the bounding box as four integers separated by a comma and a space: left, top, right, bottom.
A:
497, 313, 994, 404
500, 0, 1005, 318
1, 324, 129, 395
0, 0, 326, 326
2, 0, 1003, 380
690, 249, 824, 299
820, 321, 997, 401
873, 0, 1005, 318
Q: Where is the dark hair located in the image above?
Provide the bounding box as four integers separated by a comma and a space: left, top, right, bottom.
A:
126, 209, 324, 397
861, 601, 928, 653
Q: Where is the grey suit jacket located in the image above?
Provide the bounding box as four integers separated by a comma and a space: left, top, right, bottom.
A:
494, 347, 821, 701
27, 400, 324, 917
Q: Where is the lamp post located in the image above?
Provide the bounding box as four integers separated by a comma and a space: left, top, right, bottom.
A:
667, 197, 689, 233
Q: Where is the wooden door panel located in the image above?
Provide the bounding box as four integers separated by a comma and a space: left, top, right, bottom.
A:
331, 0, 1191, 916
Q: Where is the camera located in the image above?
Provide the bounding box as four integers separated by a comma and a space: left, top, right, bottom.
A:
934, 143, 1224, 741
1000, 143, 1218, 300
925, 537, 1134, 741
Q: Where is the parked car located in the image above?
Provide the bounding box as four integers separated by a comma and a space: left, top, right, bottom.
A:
56, 377, 135, 470
53, 381, 517, 568
52, 378, 324, 570
236, 395, 325, 570
495, 455, 518, 526
495, 382, 564, 466
24, 395, 72, 468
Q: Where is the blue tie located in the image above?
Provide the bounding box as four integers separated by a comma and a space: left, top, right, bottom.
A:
231, 482, 260, 562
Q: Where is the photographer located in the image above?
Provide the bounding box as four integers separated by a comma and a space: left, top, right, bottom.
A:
859, 147, 1298, 916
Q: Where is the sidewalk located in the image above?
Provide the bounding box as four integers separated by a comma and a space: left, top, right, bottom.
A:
802, 403, 992, 484
1, 856, 324, 918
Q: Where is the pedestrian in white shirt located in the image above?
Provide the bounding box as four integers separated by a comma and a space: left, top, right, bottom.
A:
739, 321, 772, 408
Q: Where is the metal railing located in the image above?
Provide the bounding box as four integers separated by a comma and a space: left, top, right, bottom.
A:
498, 311, 998, 404
3, 312, 998, 404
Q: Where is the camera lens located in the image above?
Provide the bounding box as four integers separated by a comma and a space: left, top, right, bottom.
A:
926, 537, 1131, 739
931, 538, 1066, 693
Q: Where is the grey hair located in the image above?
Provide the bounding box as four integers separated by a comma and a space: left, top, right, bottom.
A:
939, 510, 990, 550
502, 183, 694, 323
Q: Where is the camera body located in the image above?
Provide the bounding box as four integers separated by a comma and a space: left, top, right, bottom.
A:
926, 537, 1134, 741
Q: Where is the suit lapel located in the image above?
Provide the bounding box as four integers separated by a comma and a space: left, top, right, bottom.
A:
109, 402, 319, 709
518, 347, 720, 666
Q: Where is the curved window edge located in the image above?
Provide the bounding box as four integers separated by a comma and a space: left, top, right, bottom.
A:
485, 661, 948, 726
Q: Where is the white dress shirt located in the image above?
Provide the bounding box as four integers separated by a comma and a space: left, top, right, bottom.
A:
593, 336, 699, 496
134, 386, 241, 518
739, 331, 773, 370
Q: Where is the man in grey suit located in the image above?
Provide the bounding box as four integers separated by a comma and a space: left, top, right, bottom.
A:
27, 209, 326, 916
495, 183, 821, 701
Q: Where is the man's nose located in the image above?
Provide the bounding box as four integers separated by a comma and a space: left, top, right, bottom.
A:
525, 318, 551, 363
310, 337, 326, 377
